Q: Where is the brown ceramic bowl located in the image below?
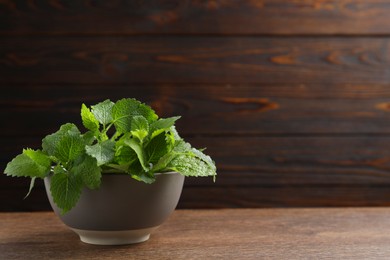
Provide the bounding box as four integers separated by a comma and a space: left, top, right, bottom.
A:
44, 172, 184, 245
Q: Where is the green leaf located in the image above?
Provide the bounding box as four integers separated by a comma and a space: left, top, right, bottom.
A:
82, 131, 96, 145
145, 132, 172, 163
166, 130, 175, 148
191, 148, 217, 173
23, 148, 51, 170
150, 116, 181, 137
81, 104, 99, 132
72, 155, 101, 189
115, 145, 137, 165
106, 163, 130, 173
112, 98, 139, 133
151, 152, 178, 173
131, 116, 149, 142
167, 154, 216, 178
124, 138, 148, 171
54, 131, 85, 163
5, 149, 51, 178
169, 126, 182, 141
53, 164, 66, 175
85, 140, 115, 166
91, 99, 114, 125
50, 170, 83, 214
150, 140, 216, 177
112, 98, 158, 133
173, 140, 192, 153
42, 123, 80, 156
128, 160, 155, 184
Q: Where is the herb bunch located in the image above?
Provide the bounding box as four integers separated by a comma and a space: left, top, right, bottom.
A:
4, 98, 216, 213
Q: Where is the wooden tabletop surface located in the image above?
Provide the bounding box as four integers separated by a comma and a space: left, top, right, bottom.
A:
1, 208, 390, 259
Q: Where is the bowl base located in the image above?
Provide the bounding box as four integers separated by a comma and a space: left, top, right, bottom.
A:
71, 227, 158, 245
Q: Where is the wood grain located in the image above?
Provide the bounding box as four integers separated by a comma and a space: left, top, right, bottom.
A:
3, 84, 390, 136
2, 209, 390, 259
3, 0, 390, 210
1, 37, 390, 84
180, 186, 390, 208
2, 1, 390, 35
3, 135, 390, 210
3, 183, 390, 211
4, 136, 390, 186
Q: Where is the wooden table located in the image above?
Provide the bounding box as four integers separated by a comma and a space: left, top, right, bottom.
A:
1, 208, 390, 259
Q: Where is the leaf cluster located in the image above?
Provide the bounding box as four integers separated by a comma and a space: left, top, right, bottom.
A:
4, 98, 216, 213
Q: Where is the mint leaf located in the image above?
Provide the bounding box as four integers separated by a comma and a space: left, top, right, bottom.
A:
5, 149, 51, 178
85, 140, 115, 166
82, 131, 96, 145
106, 163, 130, 173
81, 104, 99, 132
173, 139, 192, 153
112, 98, 158, 133
50, 168, 83, 214
112, 98, 139, 133
131, 116, 149, 142
150, 116, 181, 137
72, 155, 101, 189
115, 145, 137, 165
169, 126, 182, 141
129, 160, 155, 184
91, 99, 114, 125
137, 102, 159, 122
145, 132, 172, 163
167, 154, 216, 178
124, 138, 148, 171
151, 152, 177, 173
54, 131, 85, 163
191, 148, 217, 173
23, 148, 51, 169
42, 123, 80, 156
150, 140, 216, 177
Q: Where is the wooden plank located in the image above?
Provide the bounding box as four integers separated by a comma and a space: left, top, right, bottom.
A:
2, 184, 390, 211
3, 209, 390, 258
4, 136, 390, 184
196, 136, 390, 184
2, 1, 390, 35
0, 188, 50, 211
4, 135, 390, 209
3, 84, 390, 136
3, 136, 390, 187
1, 37, 390, 84
180, 186, 390, 208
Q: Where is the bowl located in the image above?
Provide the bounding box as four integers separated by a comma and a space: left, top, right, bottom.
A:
44, 172, 184, 245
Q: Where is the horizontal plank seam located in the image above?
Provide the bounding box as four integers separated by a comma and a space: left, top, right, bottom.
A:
3, 33, 390, 38
3, 184, 390, 189
1, 80, 386, 85
4, 133, 390, 139
3, 82, 390, 87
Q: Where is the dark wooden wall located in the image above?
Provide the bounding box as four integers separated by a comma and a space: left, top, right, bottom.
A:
3, 0, 390, 211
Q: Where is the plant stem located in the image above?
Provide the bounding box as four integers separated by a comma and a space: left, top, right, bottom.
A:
111, 131, 121, 141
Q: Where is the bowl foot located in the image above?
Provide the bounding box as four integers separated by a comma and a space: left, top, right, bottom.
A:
71, 227, 158, 245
